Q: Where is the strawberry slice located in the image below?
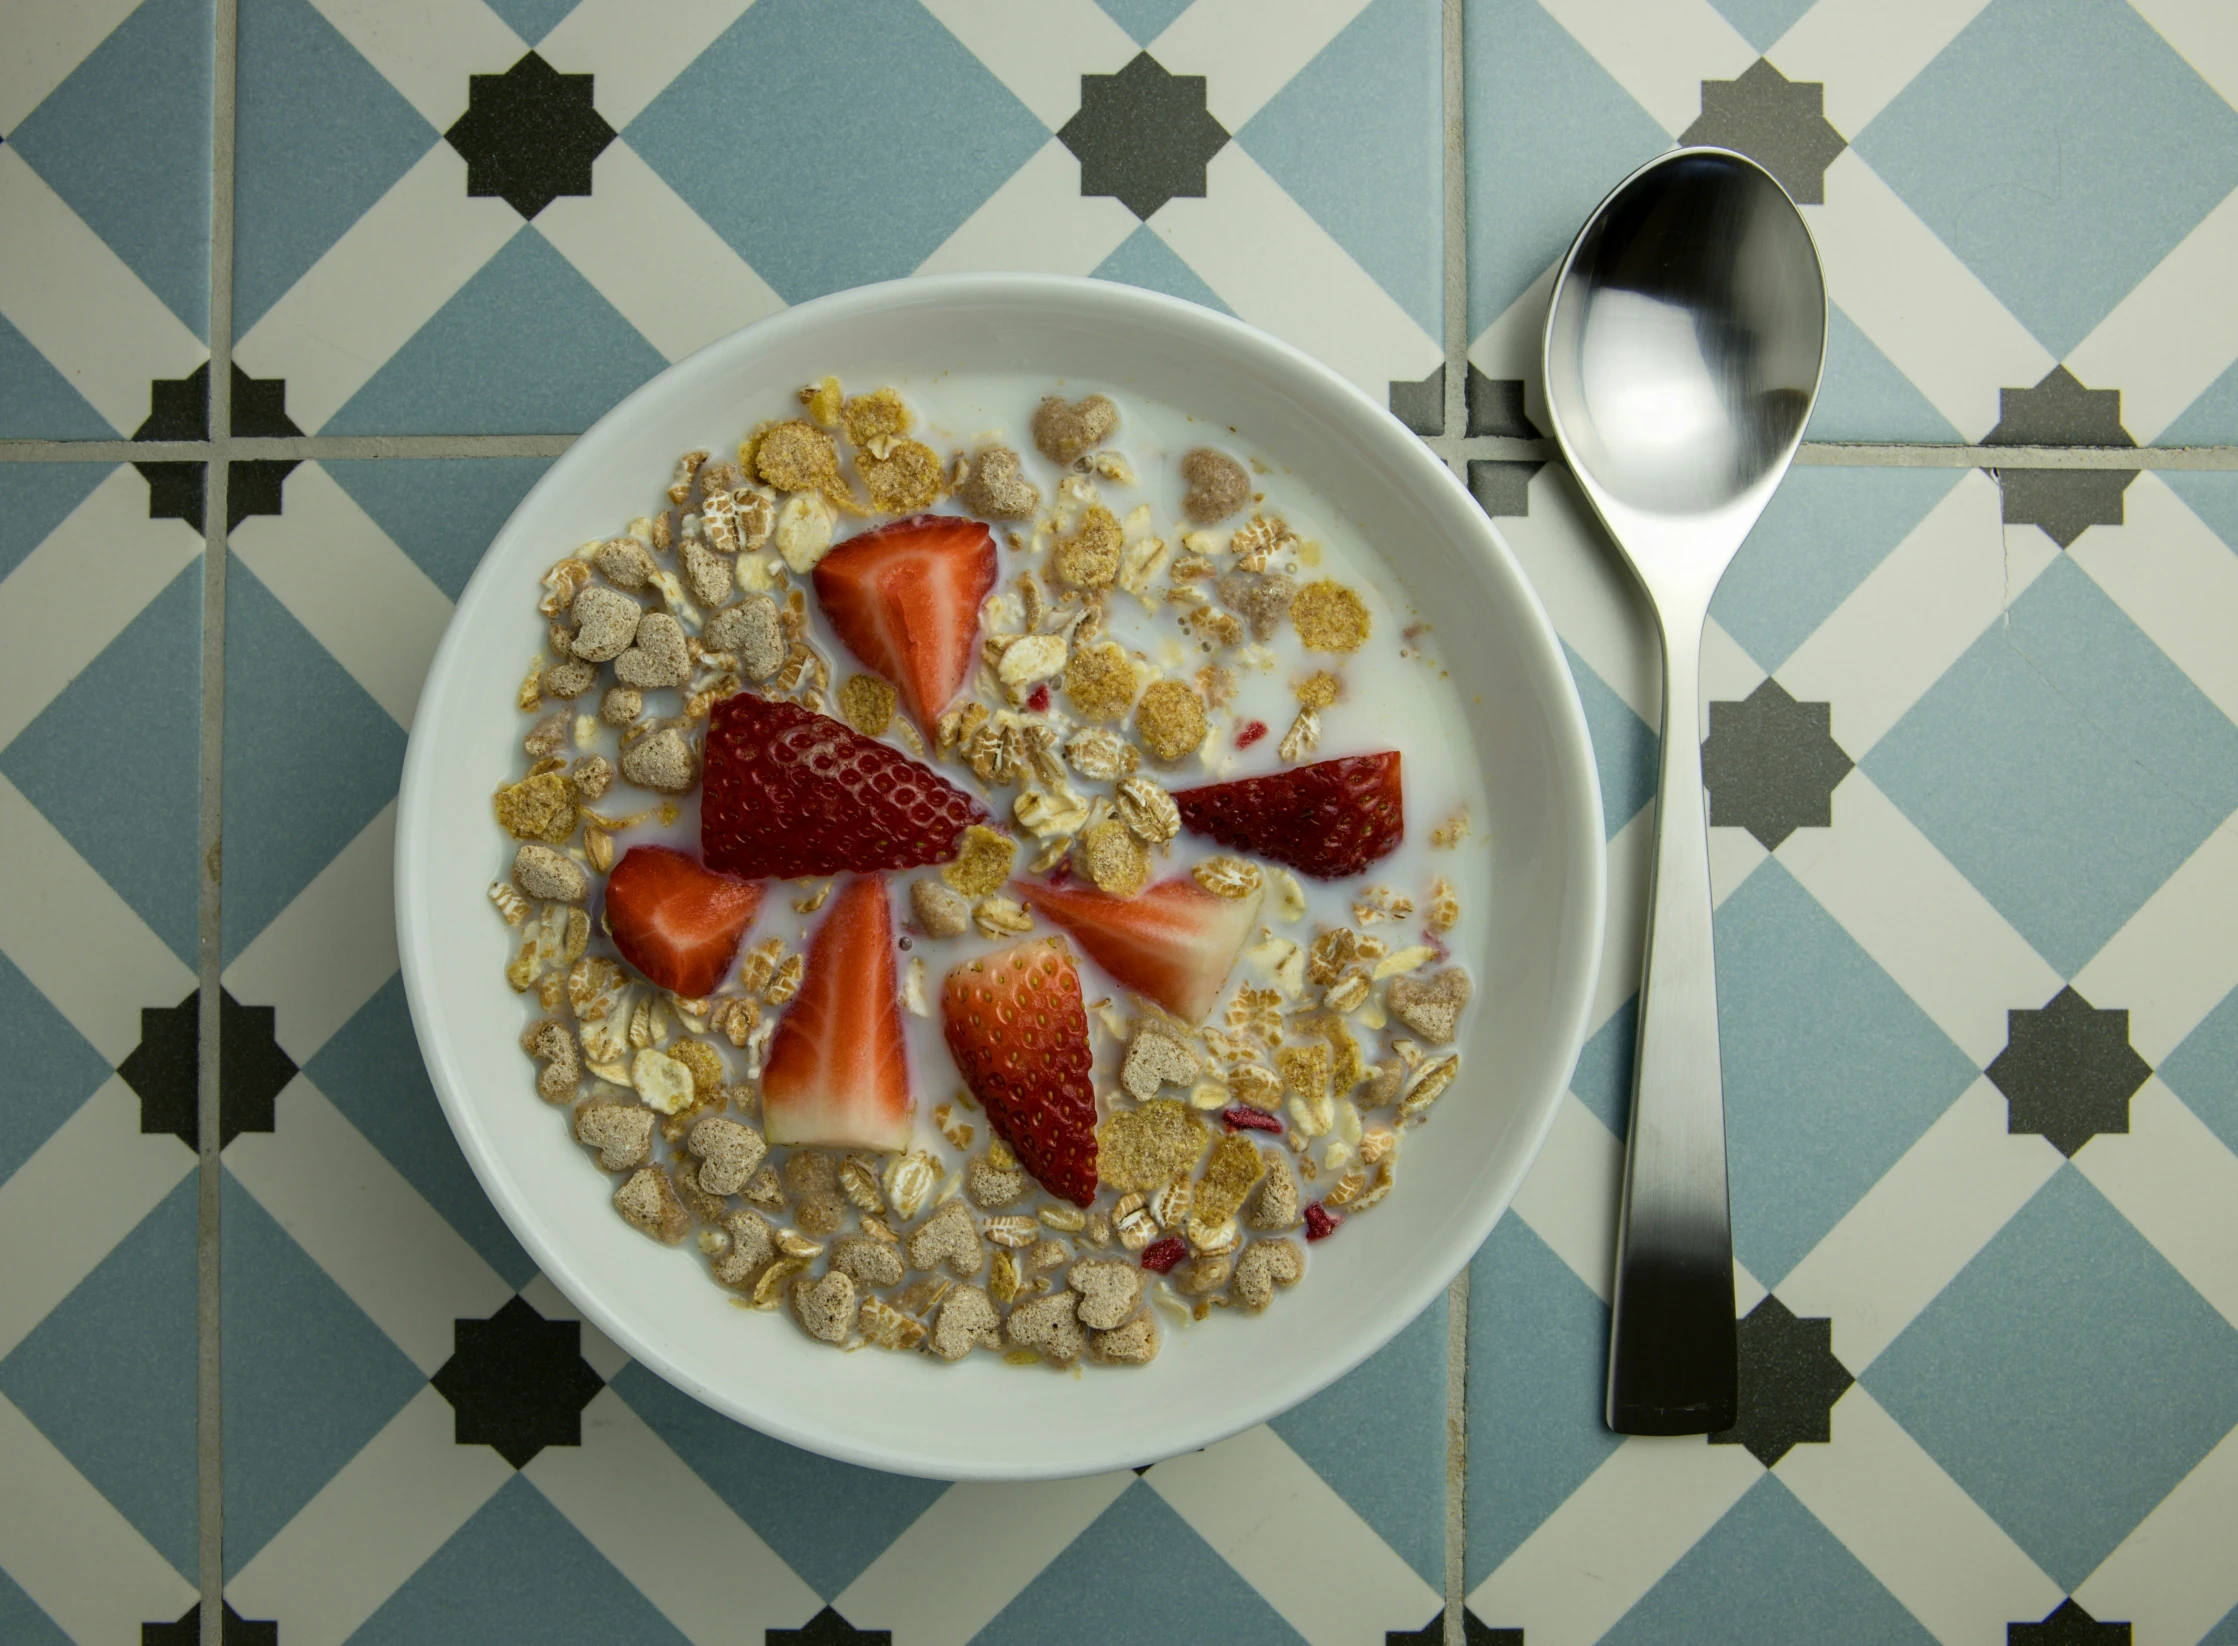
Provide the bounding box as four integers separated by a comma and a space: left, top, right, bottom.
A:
813, 514, 998, 730
603, 845, 763, 998
941, 938, 1099, 1205
1172, 752, 1404, 879
1020, 876, 1261, 1024
763, 876, 914, 1151
702, 694, 986, 879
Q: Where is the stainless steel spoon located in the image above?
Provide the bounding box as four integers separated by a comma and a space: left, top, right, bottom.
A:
1542, 147, 1827, 1434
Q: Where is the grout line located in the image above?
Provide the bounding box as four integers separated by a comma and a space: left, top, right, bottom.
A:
1445, 1265, 1470, 1646
1417, 437, 2238, 470
199, 0, 238, 1638
0, 434, 581, 461
1440, 0, 1466, 466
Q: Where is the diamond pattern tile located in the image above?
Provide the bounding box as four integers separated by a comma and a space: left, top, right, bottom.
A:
0, 948, 112, 1184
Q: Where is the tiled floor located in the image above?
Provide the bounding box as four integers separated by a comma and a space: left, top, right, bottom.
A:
5, 1, 2238, 1643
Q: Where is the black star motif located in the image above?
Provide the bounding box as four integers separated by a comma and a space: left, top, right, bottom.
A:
431, 1295, 604, 1468
1388, 364, 1444, 436
1984, 367, 2138, 549
767, 1607, 892, 1645
1470, 460, 1544, 519
119, 991, 197, 1147
1709, 1293, 1854, 1467
1701, 677, 1853, 850
1463, 1613, 1525, 1646
1468, 369, 1542, 439
131, 363, 302, 531
1386, 1614, 1470, 1645
1682, 59, 1846, 205
143, 1601, 278, 1645
1987, 986, 2151, 1156
118, 989, 297, 1149
2010, 1598, 2131, 1645
1059, 53, 1230, 220
446, 53, 614, 220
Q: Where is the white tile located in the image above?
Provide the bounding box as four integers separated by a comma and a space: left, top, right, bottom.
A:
527, 1388, 823, 1642
914, 138, 1139, 279
0, 776, 196, 1066
0, 0, 143, 132
0, 1080, 195, 1361
916, 0, 1136, 129
2070, 473, 2238, 731
1778, 1080, 2063, 1372
2075, 1415, 2238, 1646
2067, 187, 2238, 443
535, 140, 785, 366
2071, 807, 2238, 1064
1768, 0, 1996, 136
1806, 153, 2055, 441
0, 1393, 198, 1643
1153, 0, 1380, 129
223, 1074, 515, 1373
225, 1387, 513, 1646
1536, 0, 1756, 135
1709, 819, 1770, 907
1154, 145, 1441, 397
235, 146, 522, 432
1467, 1431, 1762, 1643
832, 1472, 1137, 1646
0, 148, 208, 435
538, 0, 757, 129
306, 0, 523, 129
222, 803, 399, 1067
229, 465, 454, 729
2127, 0, 2238, 123
1776, 1385, 2062, 1641
1699, 614, 1766, 711
2074, 1079, 2238, 1333
1510, 1092, 1624, 1303
1496, 464, 1661, 728
1148, 1425, 1443, 1646
0, 465, 202, 750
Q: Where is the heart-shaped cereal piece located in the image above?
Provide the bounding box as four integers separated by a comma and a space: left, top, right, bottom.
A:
705, 594, 785, 682
1006, 1291, 1086, 1365
615, 611, 691, 689
791, 1270, 858, 1344
1181, 447, 1250, 524
1233, 1237, 1304, 1312
711, 1209, 774, 1288
1067, 1257, 1143, 1330
614, 1165, 690, 1244
1031, 393, 1118, 465
1090, 1314, 1161, 1365
1245, 1152, 1301, 1230
958, 444, 1041, 520
570, 584, 642, 661
1120, 1029, 1200, 1102
1387, 968, 1472, 1045
926, 1284, 1003, 1360
681, 537, 734, 608
573, 1099, 653, 1171
904, 1197, 986, 1278
619, 725, 695, 793
687, 1114, 768, 1195
830, 1233, 905, 1290
965, 1151, 1028, 1208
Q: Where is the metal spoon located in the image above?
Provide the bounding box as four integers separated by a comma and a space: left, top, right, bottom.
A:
1541, 147, 1826, 1434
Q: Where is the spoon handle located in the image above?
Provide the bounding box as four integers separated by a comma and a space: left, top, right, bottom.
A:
1605, 611, 1738, 1434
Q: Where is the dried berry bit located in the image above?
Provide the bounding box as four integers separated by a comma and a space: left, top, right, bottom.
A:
942, 824, 1017, 899
706, 594, 786, 682
542, 658, 597, 700
926, 1284, 1004, 1360
1031, 393, 1118, 464
1121, 1029, 1200, 1103
522, 1019, 579, 1104
1135, 678, 1208, 766
1232, 1238, 1304, 1311
905, 1197, 986, 1278
957, 444, 1040, 520
619, 726, 696, 794
495, 771, 576, 844
573, 1097, 653, 1170
1180, 448, 1250, 524
512, 843, 586, 904
1304, 1202, 1343, 1241
614, 612, 690, 690
1054, 504, 1124, 589
1291, 579, 1371, 653
1096, 1099, 1209, 1192
1139, 1235, 1187, 1274
1223, 1106, 1284, 1135
686, 1114, 767, 1194
1063, 641, 1142, 723
1006, 1290, 1087, 1366
1089, 1313, 1161, 1365
614, 1165, 691, 1244
792, 1271, 858, 1344
1236, 719, 1268, 749
1076, 818, 1149, 898
570, 585, 643, 662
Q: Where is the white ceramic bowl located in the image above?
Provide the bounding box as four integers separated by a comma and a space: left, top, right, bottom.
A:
396, 274, 1605, 1481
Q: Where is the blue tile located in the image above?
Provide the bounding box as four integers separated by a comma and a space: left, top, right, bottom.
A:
1853, 0, 2238, 358
1238, 0, 1442, 340
305, 973, 537, 1288
1092, 225, 1235, 315
2158, 357, 2238, 448
0, 950, 112, 1187
1270, 1291, 1447, 1589
0, 1175, 197, 1582
234, 0, 437, 333
1716, 862, 1978, 1285
1800, 304, 1961, 446
352, 1473, 693, 1645
1704, 0, 1816, 53
1864, 1166, 2238, 1590
1092, 0, 1194, 46
627, 0, 1047, 305
0, 462, 108, 585
1712, 466, 1962, 672
2158, 985, 2238, 1159
1566, 642, 1656, 838
321, 457, 552, 600
1465, 0, 1667, 334
7, 0, 215, 340
1570, 995, 1635, 1136
0, 315, 115, 438
321, 232, 663, 435
971, 1481, 1307, 1646
0, 1566, 69, 1646
221, 1167, 424, 1573
2161, 471, 2238, 556
220, 556, 406, 963
1864, 555, 2238, 976
483, 0, 581, 45
1, 560, 203, 966
608, 1360, 947, 1600
1601, 1474, 1930, 1646
1465, 1214, 1622, 1586
2207, 1599, 2238, 1645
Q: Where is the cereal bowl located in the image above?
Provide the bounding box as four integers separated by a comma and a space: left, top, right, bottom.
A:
396, 274, 1605, 1481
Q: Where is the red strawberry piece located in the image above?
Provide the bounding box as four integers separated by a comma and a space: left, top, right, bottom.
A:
1026, 682, 1051, 714
813, 513, 998, 730
1140, 1235, 1187, 1274
1223, 1107, 1284, 1135
1020, 876, 1261, 1024
762, 876, 913, 1152
702, 694, 986, 879
1235, 719, 1268, 749
1173, 751, 1404, 880
940, 937, 1099, 1206
602, 845, 762, 997
1304, 1203, 1342, 1241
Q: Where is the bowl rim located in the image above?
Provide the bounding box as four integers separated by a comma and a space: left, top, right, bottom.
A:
395, 271, 1608, 1479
